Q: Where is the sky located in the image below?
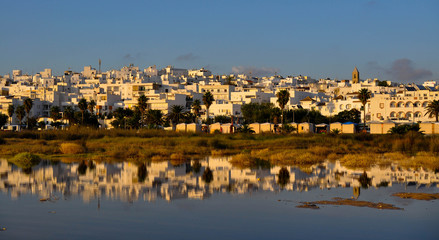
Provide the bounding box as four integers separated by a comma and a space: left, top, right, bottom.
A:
1, 0, 438, 83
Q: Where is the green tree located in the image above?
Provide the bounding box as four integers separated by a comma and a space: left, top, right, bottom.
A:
78, 98, 88, 124
0, 113, 7, 128
88, 100, 96, 115
50, 106, 62, 122
137, 95, 148, 127
214, 115, 231, 123
192, 99, 201, 123
23, 98, 33, 129
357, 88, 371, 131
237, 124, 255, 134
63, 106, 75, 125
15, 105, 25, 125
388, 124, 420, 135
276, 90, 290, 125
241, 103, 276, 123
331, 109, 361, 123
202, 91, 214, 124
425, 100, 439, 122
145, 109, 164, 127
168, 105, 185, 127
7, 104, 14, 124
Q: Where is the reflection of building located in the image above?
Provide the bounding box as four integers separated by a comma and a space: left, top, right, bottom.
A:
1, 157, 438, 203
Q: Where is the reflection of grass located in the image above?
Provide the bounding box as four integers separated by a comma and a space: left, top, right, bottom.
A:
1, 129, 439, 170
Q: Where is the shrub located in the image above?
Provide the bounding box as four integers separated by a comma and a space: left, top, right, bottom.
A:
60, 143, 86, 154
9, 152, 41, 169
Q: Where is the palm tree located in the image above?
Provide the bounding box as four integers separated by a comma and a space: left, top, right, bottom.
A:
168, 105, 185, 127
23, 98, 33, 129
192, 99, 201, 123
357, 88, 371, 131
88, 100, 96, 116
15, 105, 25, 126
137, 95, 148, 127
202, 91, 214, 124
425, 100, 439, 122
7, 104, 14, 124
276, 90, 290, 125
50, 106, 62, 122
63, 106, 75, 125
145, 109, 164, 127
78, 98, 88, 124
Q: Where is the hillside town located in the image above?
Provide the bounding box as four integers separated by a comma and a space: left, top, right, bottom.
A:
1, 64, 439, 133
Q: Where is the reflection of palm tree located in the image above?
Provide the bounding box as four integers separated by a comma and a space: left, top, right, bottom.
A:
353, 187, 360, 200
277, 167, 290, 189
425, 100, 439, 122
77, 160, 87, 175
137, 163, 147, 183
202, 167, 213, 184
358, 171, 371, 189
192, 160, 201, 174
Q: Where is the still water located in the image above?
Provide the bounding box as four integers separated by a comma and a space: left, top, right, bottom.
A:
1, 157, 438, 240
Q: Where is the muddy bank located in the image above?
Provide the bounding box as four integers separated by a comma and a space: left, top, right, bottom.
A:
296, 198, 403, 210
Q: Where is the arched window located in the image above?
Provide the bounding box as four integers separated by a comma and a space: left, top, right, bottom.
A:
423, 101, 429, 107
414, 101, 421, 107
415, 112, 422, 118
339, 104, 344, 110
398, 112, 405, 118
390, 101, 396, 108
406, 112, 412, 119
405, 102, 412, 108
390, 112, 396, 118
397, 102, 404, 108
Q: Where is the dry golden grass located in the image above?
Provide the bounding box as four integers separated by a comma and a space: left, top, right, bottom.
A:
1, 130, 439, 170
338, 153, 380, 169
59, 143, 85, 154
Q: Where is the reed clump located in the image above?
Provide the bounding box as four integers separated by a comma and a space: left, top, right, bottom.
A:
60, 143, 86, 154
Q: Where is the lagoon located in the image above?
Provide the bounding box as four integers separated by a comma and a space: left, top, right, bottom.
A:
1, 157, 438, 239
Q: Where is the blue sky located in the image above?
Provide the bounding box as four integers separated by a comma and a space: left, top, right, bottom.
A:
1, 0, 438, 83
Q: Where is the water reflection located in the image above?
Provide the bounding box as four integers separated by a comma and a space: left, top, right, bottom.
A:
1, 157, 438, 203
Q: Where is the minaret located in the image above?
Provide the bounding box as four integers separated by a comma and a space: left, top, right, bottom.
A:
352, 67, 359, 83
99, 59, 102, 74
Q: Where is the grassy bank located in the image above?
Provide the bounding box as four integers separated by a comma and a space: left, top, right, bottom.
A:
1, 128, 439, 170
